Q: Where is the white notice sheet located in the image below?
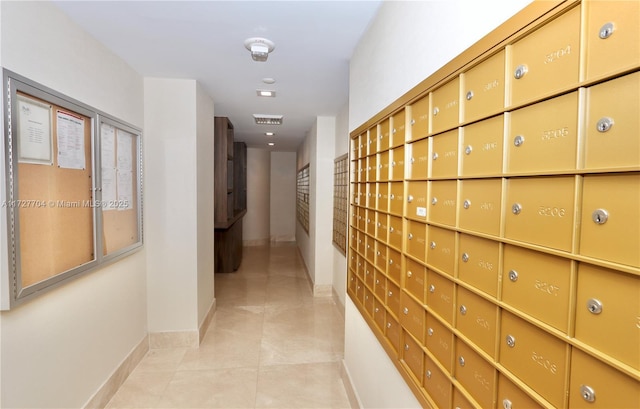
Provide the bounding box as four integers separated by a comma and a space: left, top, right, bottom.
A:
116, 129, 133, 171
101, 123, 116, 169
17, 95, 53, 164
57, 110, 85, 169
117, 170, 133, 210
101, 167, 117, 210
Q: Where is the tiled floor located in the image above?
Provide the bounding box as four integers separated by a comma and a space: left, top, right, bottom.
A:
106, 243, 350, 408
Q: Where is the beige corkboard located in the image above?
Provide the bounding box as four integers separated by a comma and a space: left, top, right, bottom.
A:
17, 93, 94, 288
101, 126, 139, 255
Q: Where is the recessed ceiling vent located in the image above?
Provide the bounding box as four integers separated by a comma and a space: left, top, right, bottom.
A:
253, 114, 283, 125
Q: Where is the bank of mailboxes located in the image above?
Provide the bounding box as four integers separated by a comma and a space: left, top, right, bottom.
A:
348, 1, 639, 408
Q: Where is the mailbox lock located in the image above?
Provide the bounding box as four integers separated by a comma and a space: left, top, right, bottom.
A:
512, 203, 522, 215
427, 328, 434, 336
377, 251, 381, 256
506, 335, 516, 348
411, 119, 416, 126
433, 152, 439, 160
458, 356, 465, 367
425, 370, 432, 379
509, 270, 519, 282
503, 399, 513, 409
404, 344, 410, 351
392, 161, 396, 167
408, 233, 413, 240
514, 64, 528, 79
597, 117, 614, 133
378, 164, 382, 169
433, 107, 440, 116
463, 200, 471, 209
430, 241, 437, 249
377, 193, 382, 198
375, 307, 379, 313
388, 290, 393, 297
393, 128, 397, 134
580, 385, 596, 403
377, 222, 381, 227
513, 135, 525, 147
599, 22, 615, 39
432, 197, 438, 205
587, 298, 603, 314
389, 227, 394, 233
459, 305, 467, 315
407, 271, 413, 278
465, 145, 472, 155
390, 194, 395, 200
410, 157, 415, 164
389, 259, 394, 265
387, 322, 392, 329
592, 209, 609, 225
462, 253, 470, 262
407, 195, 414, 203
376, 279, 380, 285
466, 90, 474, 101
403, 307, 409, 315
429, 284, 436, 293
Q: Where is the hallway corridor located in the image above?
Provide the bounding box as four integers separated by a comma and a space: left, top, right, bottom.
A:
106, 244, 351, 408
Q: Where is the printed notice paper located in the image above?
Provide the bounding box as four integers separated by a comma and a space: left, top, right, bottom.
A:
57, 110, 85, 169
117, 170, 133, 210
101, 123, 116, 169
116, 129, 133, 172
17, 95, 53, 164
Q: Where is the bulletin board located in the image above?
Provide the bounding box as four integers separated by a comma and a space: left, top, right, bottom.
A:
2, 69, 143, 309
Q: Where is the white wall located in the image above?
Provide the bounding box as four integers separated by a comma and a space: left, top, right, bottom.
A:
195, 83, 215, 327
243, 148, 271, 244
0, 2, 146, 407
346, 0, 533, 405
332, 103, 350, 309
270, 151, 296, 243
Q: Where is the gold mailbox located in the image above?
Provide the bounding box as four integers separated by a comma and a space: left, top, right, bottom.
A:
389, 182, 404, 216
391, 109, 406, 148
407, 138, 429, 180
423, 354, 452, 409
405, 258, 426, 303
580, 173, 640, 268
426, 225, 456, 276
508, 6, 580, 106
406, 181, 428, 221
427, 270, 455, 325
584, 72, 640, 171
428, 180, 458, 227
390, 146, 405, 181
400, 291, 425, 343
401, 331, 424, 383
377, 182, 389, 213
459, 178, 502, 236
458, 234, 500, 298
506, 91, 579, 174
504, 176, 575, 252
388, 215, 404, 251
379, 118, 390, 152
367, 155, 378, 182
373, 298, 386, 332
456, 286, 498, 358
385, 314, 401, 353
364, 288, 374, 315
387, 247, 402, 285
502, 244, 572, 332
431, 129, 459, 178
497, 373, 544, 409
378, 151, 389, 182
426, 311, 454, 374
575, 263, 640, 370
387, 280, 400, 318
455, 337, 496, 409
462, 49, 506, 123
453, 387, 474, 409
499, 311, 568, 408
431, 77, 460, 134
406, 219, 427, 261
460, 115, 504, 177
408, 94, 430, 142
376, 212, 388, 242
374, 271, 387, 302
368, 126, 378, 155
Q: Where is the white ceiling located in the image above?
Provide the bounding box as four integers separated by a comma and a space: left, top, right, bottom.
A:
52, 1, 382, 151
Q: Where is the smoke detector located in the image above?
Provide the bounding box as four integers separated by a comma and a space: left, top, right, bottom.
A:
244, 37, 275, 62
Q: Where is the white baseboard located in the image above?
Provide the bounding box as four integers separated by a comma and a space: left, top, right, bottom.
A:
340, 359, 362, 409
333, 287, 345, 318
149, 330, 199, 349
198, 298, 217, 344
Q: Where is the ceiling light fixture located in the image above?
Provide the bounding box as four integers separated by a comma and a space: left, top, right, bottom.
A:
253, 114, 283, 125
262, 78, 276, 84
268, 142, 275, 146
244, 37, 275, 62
265, 132, 274, 136
257, 90, 276, 97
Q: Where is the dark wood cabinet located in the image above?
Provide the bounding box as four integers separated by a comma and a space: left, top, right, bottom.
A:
214, 117, 246, 273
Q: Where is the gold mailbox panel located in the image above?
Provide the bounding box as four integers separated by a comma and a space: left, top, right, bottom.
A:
389, 182, 404, 216
584, 72, 640, 170
377, 182, 389, 213
499, 311, 568, 408
385, 315, 401, 353
583, 0, 640, 81
406, 219, 427, 261
431, 129, 459, 178
348, 270, 357, 295
388, 215, 404, 251
431, 77, 460, 134
580, 173, 640, 268
460, 115, 504, 177
365, 182, 375, 208
390, 146, 405, 181
428, 180, 458, 227
409, 95, 430, 142
376, 212, 388, 242
459, 178, 502, 236
365, 236, 375, 264
387, 280, 400, 317
374, 271, 386, 302
497, 373, 544, 409
364, 261, 375, 289
423, 354, 452, 409
452, 386, 474, 409
405, 258, 426, 303
569, 348, 640, 409
387, 248, 402, 285
375, 241, 388, 275
458, 234, 500, 298
378, 151, 389, 182
400, 291, 425, 343
392, 109, 406, 148
379, 118, 390, 152
351, 138, 360, 160
406, 181, 428, 221
462, 50, 506, 123
373, 298, 386, 331
355, 278, 364, 305
402, 331, 424, 384
502, 245, 572, 332
358, 134, 366, 159
506, 91, 579, 174
575, 263, 640, 370
455, 337, 496, 409
508, 6, 580, 106
427, 270, 455, 325
364, 288, 374, 315
368, 126, 378, 155
426, 225, 456, 276
367, 155, 378, 182
505, 176, 576, 252
456, 286, 498, 358
407, 138, 429, 180
365, 209, 375, 236
356, 230, 365, 255
426, 312, 454, 374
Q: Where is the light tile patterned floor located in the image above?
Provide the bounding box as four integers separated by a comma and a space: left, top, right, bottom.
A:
106, 244, 350, 408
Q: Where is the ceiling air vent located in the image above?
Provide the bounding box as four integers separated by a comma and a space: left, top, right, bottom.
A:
253, 114, 283, 125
